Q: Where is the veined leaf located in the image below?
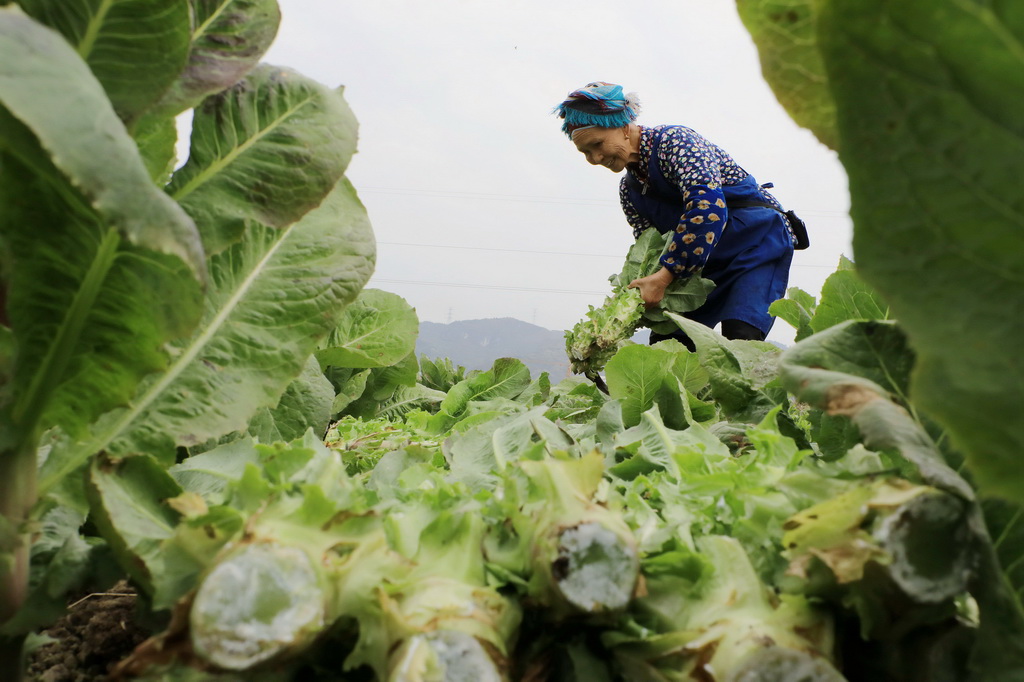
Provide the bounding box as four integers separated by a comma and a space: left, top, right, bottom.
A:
448, 409, 544, 490
0, 165, 204, 448
328, 367, 371, 416
376, 384, 445, 422
664, 313, 783, 423
133, 115, 179, 185
0, 9, 204, 446
85, 454, 184, 596
782, 319, 914, 407
809, 258, 889, 334
149, 0, 281, 118
770, 286, 817, 342
87, 452, 246, 609
644, 276, 717, 336
616, 228, 666, 285
317, 289, 419, 369
169, 436, 260, 505
815, 0, 1024, 502
39, 178, 374, 492
736, 0, 838, 149
342, 352, 420, 420
418, 356, 470, 393
427, 358, 532, 434
15, 0, 191, 125
247, 355, 335, 444
983, 498, 1024, 615
0, 8, 203, 273
167, 64, 358, 254
778, 321, 970, 500
605, 345, 676, 429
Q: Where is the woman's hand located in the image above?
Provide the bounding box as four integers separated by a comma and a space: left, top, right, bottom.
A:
628, 266, 674, 309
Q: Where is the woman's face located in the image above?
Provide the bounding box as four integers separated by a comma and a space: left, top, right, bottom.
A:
572, 125, 637, 173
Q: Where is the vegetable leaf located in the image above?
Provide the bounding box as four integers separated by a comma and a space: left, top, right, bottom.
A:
0, 8, 204, 448
15, 0, 192, 125
167, 64, 359, 254
40, 177, 374, 490
149, 0, 281, 119
736, 0, 838, 149
317, 289, 419, 369
815, 0, 1024, 502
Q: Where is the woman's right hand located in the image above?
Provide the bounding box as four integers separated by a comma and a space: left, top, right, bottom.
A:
628, 266, 674, 309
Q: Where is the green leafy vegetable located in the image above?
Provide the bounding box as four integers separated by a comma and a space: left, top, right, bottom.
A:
736, 0, 838, 149
565, 229, 713, 377
748, 0, 1024, 503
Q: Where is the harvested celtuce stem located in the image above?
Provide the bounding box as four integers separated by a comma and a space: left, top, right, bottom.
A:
515, 453, 640, 616
388, 630, 504, 682
380, 510, 520, 682
781, 478, 975, 639
610, 535, 844, 681
190, 542, 327, 670
552, 521, 639, 612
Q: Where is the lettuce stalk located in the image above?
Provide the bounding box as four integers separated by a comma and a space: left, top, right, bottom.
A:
509, 452, 640, 617
189, 502, 391, 670
611, 535, 843, 681
780, 478, 976, 639
190, 541, 331, 669
343, 506, 521, 682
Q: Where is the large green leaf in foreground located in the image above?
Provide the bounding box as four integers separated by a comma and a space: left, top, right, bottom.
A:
816, 0, 1024, 502
168, 63, 358, 254
149, 0, 281, 119
0, 8, 204, 444
13, 0, 191, 125
0, 8, 203, 274
736, 0, 838, 149
40, 178, 375, 491
779, 320, 1024, 678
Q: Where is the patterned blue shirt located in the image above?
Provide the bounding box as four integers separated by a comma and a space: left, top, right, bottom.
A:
619, 125, 780, 275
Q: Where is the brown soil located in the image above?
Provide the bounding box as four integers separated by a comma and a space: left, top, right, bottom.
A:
27, 581, 149, 682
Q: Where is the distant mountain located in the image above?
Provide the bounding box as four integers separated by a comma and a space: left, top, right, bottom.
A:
416, 318, 571, 380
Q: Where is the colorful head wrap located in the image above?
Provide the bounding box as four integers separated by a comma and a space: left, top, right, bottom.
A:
553, 82, 641, 138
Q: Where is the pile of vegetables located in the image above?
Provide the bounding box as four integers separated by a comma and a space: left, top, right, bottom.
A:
2, 0, 1024, 680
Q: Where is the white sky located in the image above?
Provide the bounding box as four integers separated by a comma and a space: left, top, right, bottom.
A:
255, 0, 853, 346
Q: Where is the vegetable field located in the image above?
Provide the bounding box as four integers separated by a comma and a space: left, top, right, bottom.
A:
2, 1, 1023, 681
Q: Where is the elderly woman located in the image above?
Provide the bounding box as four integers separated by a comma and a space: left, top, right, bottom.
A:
555, 82, 805, 346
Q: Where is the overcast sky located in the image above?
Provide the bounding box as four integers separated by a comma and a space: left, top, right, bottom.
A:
255, 0, 852, 346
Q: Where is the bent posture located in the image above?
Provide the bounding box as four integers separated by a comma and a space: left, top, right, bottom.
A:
555, 82, 801, 346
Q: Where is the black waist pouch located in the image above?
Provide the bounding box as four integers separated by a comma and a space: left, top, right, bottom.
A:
783, 209, 810, 251
728, 200, 810, 251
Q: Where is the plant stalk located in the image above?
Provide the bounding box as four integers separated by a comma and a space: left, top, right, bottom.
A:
0, 444, 36, 618
0, 634, 28, 682
0, 436, 39, 682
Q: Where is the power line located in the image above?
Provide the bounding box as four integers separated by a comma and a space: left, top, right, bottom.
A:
372, 264, 840, 296
377, 241, 623, 259
359, 186, 617, 208
372, 278, 609, 296
376, 241, 844, 268
358, 185, 852, 216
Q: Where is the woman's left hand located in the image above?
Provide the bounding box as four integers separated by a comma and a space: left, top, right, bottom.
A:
628, 267, 674, 309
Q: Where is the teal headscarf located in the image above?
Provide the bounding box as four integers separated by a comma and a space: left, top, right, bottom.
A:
554, 82, 641, 138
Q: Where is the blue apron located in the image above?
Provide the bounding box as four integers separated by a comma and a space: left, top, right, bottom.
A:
623, 129, 794, 335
